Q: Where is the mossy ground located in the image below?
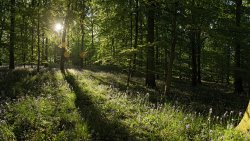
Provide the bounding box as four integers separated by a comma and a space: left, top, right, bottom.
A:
0, 67, 249, 140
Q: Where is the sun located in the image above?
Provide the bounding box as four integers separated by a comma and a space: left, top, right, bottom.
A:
54, 23, 63, 32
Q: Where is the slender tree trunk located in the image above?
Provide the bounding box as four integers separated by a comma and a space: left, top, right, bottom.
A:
45, 38, 48, 61
155, 20, 159, 79
190, 0, 197, 86
60, 25, 67, 71
31, 26, 34, 68
20, 16, 25, 68
234, 0, 243, 94
91, 16, 94, 54
9, 0, 15, 69
21, 15, 26, 68
79, 1, 85, 68
0, 10, 5, 66
61, 3, 71, 71
127, 0, 134, 90
197, 30, 202, 84
41, 33, 45, 62
80, 26, 84, 68
54, 44, 57, 63
37, 10, 40, 72
164, 2, 178, 94
132, 0, 139, 75
191, 32, 197, 86
164, 43, 168, 82
226, 44, 231, 84
146, 1, 156, 88
139, 14, 143, 68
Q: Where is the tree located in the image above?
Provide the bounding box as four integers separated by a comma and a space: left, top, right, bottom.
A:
164, 2, 178, 94
145, 0, 156, 88
79, 1, 86, 68
60, 1, 72, 71
9, 0, 16, 69
234, 0, 244, 94
37, 1, 41, 72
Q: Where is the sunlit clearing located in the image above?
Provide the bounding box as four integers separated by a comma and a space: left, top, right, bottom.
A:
54, 23, 63, 32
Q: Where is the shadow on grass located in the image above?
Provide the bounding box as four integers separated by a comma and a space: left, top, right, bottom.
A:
168, 80, 250, 117
82, 67, 249, 119
62, 70, 138, 141
88, 74, 162, 105
0, 68, 59, 100
0, 69, 39, 99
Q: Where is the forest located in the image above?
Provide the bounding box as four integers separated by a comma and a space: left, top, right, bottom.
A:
0, 0, 250, 140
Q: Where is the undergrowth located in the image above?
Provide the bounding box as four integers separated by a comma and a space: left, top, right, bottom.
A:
0, 68, 248, 140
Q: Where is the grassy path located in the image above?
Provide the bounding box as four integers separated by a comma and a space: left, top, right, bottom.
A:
0, 68, 248, 140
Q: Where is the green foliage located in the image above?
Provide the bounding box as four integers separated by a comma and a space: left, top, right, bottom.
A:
0, 70, 90, 140
0, 68, 249, 140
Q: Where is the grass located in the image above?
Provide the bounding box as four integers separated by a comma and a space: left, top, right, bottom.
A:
0, 67, 249, 140
0, 69, 90, 140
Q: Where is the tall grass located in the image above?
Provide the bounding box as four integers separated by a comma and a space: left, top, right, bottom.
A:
0, 68, 248, 140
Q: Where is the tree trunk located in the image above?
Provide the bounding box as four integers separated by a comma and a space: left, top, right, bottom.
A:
164, 2, 178, 94
127, 0, 134, 90
60, 25, 67, 71
61, 3, 71, 71
197, 30, 202, 84
236, 101, 250, 133
37, 10, 40, 72
80, 26, 84, 68
145, 1, 156, 88
9, 0, 15, 70
234, 0, 243, 94
138, 13, 144, 68
31, 27, 34, 68
226, 44, 231, 84
155, 20, 159, 79
41, 33, 44, 61
21, 15, 25, 68
132, 0, 139, 76
191, 31, 197, 86
80, 1, 85, 68
45, 38, 48, 61
0, 6, 5, 66
190, 0, 197, 86
54, 44, 57, 63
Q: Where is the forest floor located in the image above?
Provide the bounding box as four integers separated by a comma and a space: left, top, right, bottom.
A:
0, 66, 249, 141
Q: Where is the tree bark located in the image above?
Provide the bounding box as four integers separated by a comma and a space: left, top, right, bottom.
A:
132, 0, 139, 75
9, 0, 15, 69
197, 30, 202, 84
191, 32, 197, 86
164, 2, 178, 94
190, 0, 197, 86
236, 101, 250, 133
80, 25, 84, 68
41, 33, 44, 61
60, 3, 71, 71
234, 0, 243, 94
155, 19, 159, 79
45, 38, 48, 61
37, 9, 40, 72
31, 26, 34, 68
126, 0, 133, 90
146, 0, 156, 88
0, 3, 5, 66
80, 1, 85, 68
60, 24, 67, 71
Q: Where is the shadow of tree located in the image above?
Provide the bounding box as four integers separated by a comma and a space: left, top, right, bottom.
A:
0, 68, 57, 99
168, 80, 249, 117
82, 67, 249, 119
62, 70, 139, 141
